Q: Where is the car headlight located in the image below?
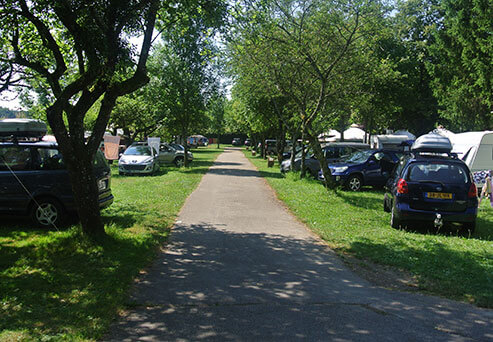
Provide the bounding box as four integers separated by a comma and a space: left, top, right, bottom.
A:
333, 166, 348, 173
142, 157, 153, 164
119, 159, 127, 165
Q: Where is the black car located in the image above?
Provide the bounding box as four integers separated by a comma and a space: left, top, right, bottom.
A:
0, 141, 113, 227
232, 138, 242, 146
281, 142, 368, 177
383, 133, 477, 232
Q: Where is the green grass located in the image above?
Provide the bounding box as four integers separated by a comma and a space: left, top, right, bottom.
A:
245, 151, 493, 308
0, 146, 223, 341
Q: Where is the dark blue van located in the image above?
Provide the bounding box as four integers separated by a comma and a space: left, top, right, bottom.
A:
0, 141, 113, 227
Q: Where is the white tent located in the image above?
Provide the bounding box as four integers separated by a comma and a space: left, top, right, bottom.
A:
343, 126, 366, 142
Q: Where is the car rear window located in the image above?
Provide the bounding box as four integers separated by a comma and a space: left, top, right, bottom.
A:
407, 162, 469, 184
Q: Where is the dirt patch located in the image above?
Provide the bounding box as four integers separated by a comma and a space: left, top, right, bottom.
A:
341, 254, 420, 292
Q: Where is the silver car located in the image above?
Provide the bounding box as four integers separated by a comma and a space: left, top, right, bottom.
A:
118, 145, 160, 175
158, 143, 193, 167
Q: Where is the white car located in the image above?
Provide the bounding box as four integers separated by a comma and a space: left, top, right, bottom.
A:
118, 145, 160, 175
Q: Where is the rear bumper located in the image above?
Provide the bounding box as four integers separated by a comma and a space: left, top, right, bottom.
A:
99, 190, 114, 209
395, 202, 477, 223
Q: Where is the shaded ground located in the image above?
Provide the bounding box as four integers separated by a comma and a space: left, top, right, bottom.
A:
106, 148, 493, 341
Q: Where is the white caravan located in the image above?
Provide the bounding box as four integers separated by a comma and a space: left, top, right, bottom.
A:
435, 129, 493, 187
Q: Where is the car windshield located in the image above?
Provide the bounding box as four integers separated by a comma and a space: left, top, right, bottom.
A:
344, 150, 374, 163
295, 148, 313, 159
124, 146, 152, 156
408, 162, 469, 184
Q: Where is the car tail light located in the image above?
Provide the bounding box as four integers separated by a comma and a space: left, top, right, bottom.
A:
397, 178, 408, 194
468, 183, 477, 198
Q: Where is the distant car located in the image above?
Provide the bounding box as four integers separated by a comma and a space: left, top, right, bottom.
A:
232, 138, 242, 146
319, 149, 403, 191
118, 145, 160, 176
281, 142, 368, 177
383, 133, 477, 232
158, 143, 193, 167
244, 138, 251, 146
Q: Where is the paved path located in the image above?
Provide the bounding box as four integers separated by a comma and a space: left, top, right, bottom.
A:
107, 148, 493, 341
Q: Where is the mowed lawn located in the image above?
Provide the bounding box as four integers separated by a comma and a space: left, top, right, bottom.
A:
245, 151, 493, 308
0, 146, 222, 341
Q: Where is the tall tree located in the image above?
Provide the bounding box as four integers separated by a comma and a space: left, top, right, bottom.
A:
0, 0, 159, 237
229, 0, 387, 187
426, 0, 493, 130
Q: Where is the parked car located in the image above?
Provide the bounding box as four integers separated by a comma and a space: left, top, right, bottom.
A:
318, 149, 403, 191
264, 139, 293, 155
281, 142, 368, 177
0, 140, 113, 227
244, 138, 251, 146
158, 143, 193, 167
383, 133, 477, 232
118, 145, 160, 175
232, 138, 242, 146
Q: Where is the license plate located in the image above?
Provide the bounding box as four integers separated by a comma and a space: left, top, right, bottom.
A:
426, 192, 452, 199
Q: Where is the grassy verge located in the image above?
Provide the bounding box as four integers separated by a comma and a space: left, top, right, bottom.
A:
245, 150, 493, 308
0, 146, 223, 341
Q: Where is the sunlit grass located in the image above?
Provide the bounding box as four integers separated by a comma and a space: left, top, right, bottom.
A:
0, 146, 223, 341
246, 151, 493, 308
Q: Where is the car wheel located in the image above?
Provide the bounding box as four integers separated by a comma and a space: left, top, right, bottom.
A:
31, 198, 64, 227
390, 206, 401, 228
174, 157, 184, 167
383, 193, 391, 213
461, 221, 476, 235
346, 175, 363, 191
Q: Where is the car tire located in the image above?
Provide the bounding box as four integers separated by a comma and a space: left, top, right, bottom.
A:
345, 174, 363, 191
383, 193, 391, 212
174, 157, 184, 167
31, 198, 65, 227
390, 206, 401, 228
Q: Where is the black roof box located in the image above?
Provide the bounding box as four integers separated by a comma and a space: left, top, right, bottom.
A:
411, 133, 452, 153
0, 118, 47, 138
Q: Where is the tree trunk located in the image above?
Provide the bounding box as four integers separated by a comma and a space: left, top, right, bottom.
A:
66, 153, 105, 237
306, 122, 336, 189
300, 126, 306, 179
276, 121, 286, 164
289, 132, 298, 170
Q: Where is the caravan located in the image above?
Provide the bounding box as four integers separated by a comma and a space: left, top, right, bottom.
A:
436, 130, 493, 187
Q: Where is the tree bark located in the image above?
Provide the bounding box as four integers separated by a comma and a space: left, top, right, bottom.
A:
306, 122, 336, 188
66, 154, 104, 237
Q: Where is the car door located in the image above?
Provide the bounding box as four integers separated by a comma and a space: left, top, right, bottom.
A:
158, 144, 174, 164
362, 152, 382, 185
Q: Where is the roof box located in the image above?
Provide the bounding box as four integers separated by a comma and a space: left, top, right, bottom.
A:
0, 118, 47, 138
411, 133, 452, 153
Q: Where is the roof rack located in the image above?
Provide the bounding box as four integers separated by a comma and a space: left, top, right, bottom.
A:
411, 133, 452, 153
0, 119, 47, 143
